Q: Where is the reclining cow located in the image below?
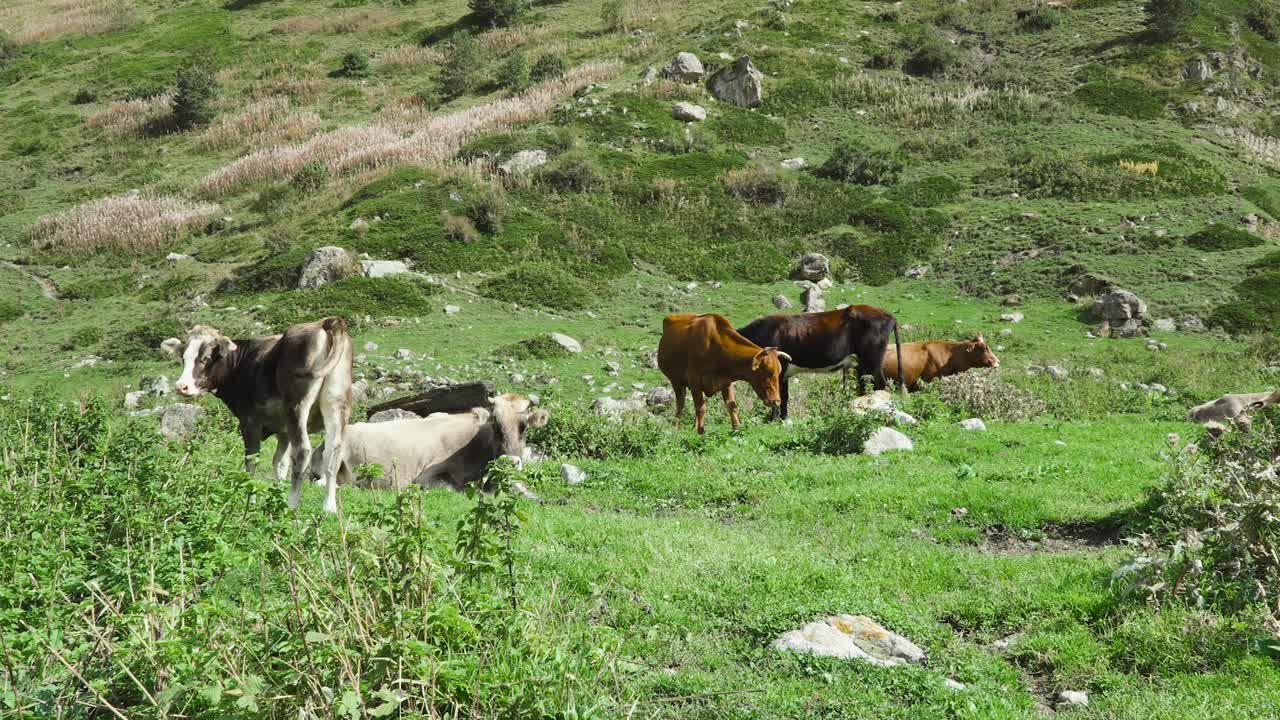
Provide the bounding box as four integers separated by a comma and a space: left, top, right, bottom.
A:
162, 317, 353, 513
1186, 389, 1280, 436
312, 393, 548, 491
882, 336, 1000, 391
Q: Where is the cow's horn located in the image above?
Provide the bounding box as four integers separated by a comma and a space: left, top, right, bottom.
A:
776, 351, 792, 362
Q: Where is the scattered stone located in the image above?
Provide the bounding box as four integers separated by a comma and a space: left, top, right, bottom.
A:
550, 332, 583, 353
369, 408, 420, 423
298, 246, 354, 289
639, 65, 659, 86
671, 102, 707, 121
781, 157, 807, 170
999, 328, 1013, 336
157, 404, 203, 440
951, 507, 969, 519
604, 360, 621, 376
773, 294, 794, 310
351, 217, 369, 235
863, 427, 913, 456
591, 396, 648, 418
1179, 316, 1205, 333
1000, 312, 1024, 323
1087, 367, 1105, 378
646, 386, 675, 407
498, 149, 548, 176
139, 375, 171, 395
795, 252, 830, 282
124, 390, 147, 409
509, 372, 526, 384
944, 679, 966, 691
770, 615, 926, 666
707, 55, 764, 108
1091, 289, 1148, 338
444, 304, 461, 315
351, 379, 369, 403
394, 348, 413, 360
893, 410, 917, 425
364, 341, 379, 352
661, 52, 704, 82
561, 463, 587, 486
1056, 690, 1088, 707
905, 264, 929, 279
852, 390, 895, 416
960, 418, 987, 431
72, 356, 102, 369
800, 281, 825, 313
165, 252, 192, 262
1002, 295, 1023, 307
1045, 365, 1069, 381
1153, 318, 1176, 332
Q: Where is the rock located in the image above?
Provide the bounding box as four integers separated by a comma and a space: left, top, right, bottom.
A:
604, 360, 621, 375
1000, 312, 1024, 323
157, 404, 203, 440
951, 507, 969, 519
124, 390, 147, 410
351, 379, 370, 402
781, 157, 807, 170
550, 332, 583, 353
944, 679, 966, 691
671, 102, 707, 121
369, 408, 420, 423
1091, 289, 1148, 338
298, 246, 354, 289
1045, 365, 1069, 381
1183, 57, 1214, 81
1153, 318, 1176, 332
795, 252, 830, 282
816, 277, 833, 289
364, 341, 379, 352
444, 305, 461, 315
893, 410, 917, 425
800, 282, 825, 313
639, 65, 659, 86
1179, 316, 1205, 333
1087, 367, 1105, 378
707, 55, 764, 108
1064, 292, 1081, 304
1067, 273, 1114, 297
772, 294, 794, 310
561, 463, 587, 486
959, 418, 987, 431
1002, 294, 1023, 307
591, 396, 648, 418
1056, 690, 1088, 707
394, 348, 413, 359
72, 356, 102, 369
351, 217, 369, 235
646, 386, 675, 407
661, 52, 704, 82
863, 427, 913, 456
852, 390, 895, 415
905, 264, 929, 279
498, 149, 548, 176
643, 349, 660, 369
139, 375, 171, 395
770, 615, 926, 666
361, 259, 413, 278
166, 252, 192, 262
509, 372, 526, 384
999, 328, 1013, 336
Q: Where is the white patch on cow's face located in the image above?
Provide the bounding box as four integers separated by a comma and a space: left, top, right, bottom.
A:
174, 336, 208, 397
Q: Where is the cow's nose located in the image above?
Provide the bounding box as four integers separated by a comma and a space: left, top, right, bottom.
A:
175, 382, 192, 395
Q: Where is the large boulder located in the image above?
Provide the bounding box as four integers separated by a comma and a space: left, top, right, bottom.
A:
773, 295, 793, 310
794, 252, 829, 282
298, 246, 355, 289
799, 281, 825, 313
671, 102, 707, 122
1091, 289, 1148, 338
157, 404, 203, 440
771, 615, 927, 667
550, 332, 582, 353
646, 386, 675, 407
863, 427, 913, 456
498, 149, 548, 176
661, 52, 704, 82
707, 56, 764, 108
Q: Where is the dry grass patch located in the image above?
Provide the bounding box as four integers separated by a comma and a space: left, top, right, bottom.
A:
30, 194, 221, 255
201, 62, 621, 195
250, 69, 328, 102
479, 25, 555, 53
200, 97, 322, 151
830, 75, 1049, 129
377, 44, 446, 69
1119, 160, 1159, 176
274, 9, 397, 34
85, 94, 173, 138
1, 0, 132, 44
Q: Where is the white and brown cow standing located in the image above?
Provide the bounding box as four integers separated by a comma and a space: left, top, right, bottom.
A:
163, 317, 353, 513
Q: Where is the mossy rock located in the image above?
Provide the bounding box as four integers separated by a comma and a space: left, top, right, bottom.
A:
253, 275, 441, 330
1185, 223, 1263, 252
494, 335, 572, 360
1073, 77, 1166, 119
886, 175, 964, 207
478, 264, 597, 311
1210, 271, 1280, 332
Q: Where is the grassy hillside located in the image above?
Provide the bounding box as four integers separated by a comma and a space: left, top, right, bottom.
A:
3, 0, 1280, 717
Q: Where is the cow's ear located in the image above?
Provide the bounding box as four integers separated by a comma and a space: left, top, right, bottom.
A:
160, 337, 184, 358
215, 336, 237, 355
1250, 400, 1267, 411
528, 409, 549, 427
974, 334, 984, 343
472, 407, 492, 424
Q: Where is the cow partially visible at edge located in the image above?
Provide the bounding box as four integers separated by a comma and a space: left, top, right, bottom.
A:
162, 317, 353, 513
736, 305, 904, 420
882, 336, 1000, 391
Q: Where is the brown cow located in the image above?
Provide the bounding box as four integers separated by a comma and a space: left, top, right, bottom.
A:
882, 336, 1000, 390
657, 313, 790, 434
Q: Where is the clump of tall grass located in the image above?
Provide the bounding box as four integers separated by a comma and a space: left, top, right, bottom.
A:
1119, 159, 1159, 176
85, 93, 173, 138
273, 9, 397, 34
377, 44, 445, 69
29, 193, 221, 254
200, 62, 620, 195
829, 75, 1051, 129
1, 0, 132, 44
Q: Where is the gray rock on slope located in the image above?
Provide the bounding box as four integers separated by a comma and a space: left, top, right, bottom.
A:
298, 246, 354, 289
771, 615, 926, 666
707, 56, 764, 108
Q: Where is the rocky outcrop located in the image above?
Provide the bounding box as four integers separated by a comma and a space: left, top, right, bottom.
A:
298, 246, 355, 289
1091, 289, 1149, 338
661, 52, 704, 82
707, 56, 764, 108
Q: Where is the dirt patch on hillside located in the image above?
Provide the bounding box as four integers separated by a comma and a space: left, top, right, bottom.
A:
976, 521, 1123, 556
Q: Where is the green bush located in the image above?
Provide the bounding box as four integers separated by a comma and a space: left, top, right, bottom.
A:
1184, 223, 1263, 252
1143, 0, 1200, 39
494, 335, 572, 360
540, 148, 605, 192
1247, 4, 1279, 41
886, 175, 963, 206
477, 263, 594, 310
0, 297, 21, 323
601, 0, 632, 32
816, 142, 903, 186
864, 44, 901, 69
441, 33, 485, 98
66, 326, 105, 349
496, 50, 529, 92
338, 48, 371, 78
256, 275, 441, 329
249, 184, 294, 218
172, 63, 218, 129
722, 165, 797, 204
1244, 183, 1280, 220
823, 204, 946, 285
529, 53, 567, 83
1209, 271, 1280, 332
469, 0, 528, 27
705, 109, 785, 145
1018, 7, 1060, 31
71, 86, 98, 105
0, 30, 17, 67
1073, 77, 1165, 119
103, 318, 187, 360
290, 160, 331, 192
529, 406, 668, 459
463, 182, 507, 234
903, 39, 957, 77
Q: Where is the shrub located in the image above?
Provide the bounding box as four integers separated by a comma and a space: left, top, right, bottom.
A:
0, 297, 21, 323
1247, 5, 1279, 41
1244, 183, 1280, 220
464, 182, 507, 234
441, 33, 485, 98
1018, 7, 1060, 31
903, 39, 957, 77
1073, 77, 1164, 119
494, 335, 572, 360
0, 31, 17, 66
655, 125, 717, 154
477, 263, 594, 310
1143, 0, 1200, 40
122, 84, 167, 101
257, 275, 441, 328
71, 86, 98, 105
30, 194, 221, 255
1209, 271, 1280, 332
886, 175, 963, 206
249, 185, 294, 218
497, 50, 530, 92
103, 317, 187, 360
338, 48, 371, 78
1184, 223, 1263, 252
601, 0, 632, 32
290, 160, 331, 192
865, 45, 901, 69
540, 148, 605, 192
816, 142, 903, 186
792, 405, 883, 454
66, 326, 104, 349
529, 406, 668, 459
172, 63, 218, 130
469, 0, 529, 27
937, 370, 1046, 421
529, 53, 567, 83
442, 212, 480, 242
722, 165, 796, 204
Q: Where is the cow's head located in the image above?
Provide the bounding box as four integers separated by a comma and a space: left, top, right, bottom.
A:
963, 334, 1000, 369
1249, 390, 1280, 412
163, 325, 238, 398
747, 347, 790, 409
490, 393, 550, 458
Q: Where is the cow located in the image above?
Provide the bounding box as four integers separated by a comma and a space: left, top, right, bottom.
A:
881, 336, 1000, 391
312, 393, 548, 491
1186, 390, 1279, 436
657, 313, 789, 434
736, 305, 904, 420
162, 317, 353, 513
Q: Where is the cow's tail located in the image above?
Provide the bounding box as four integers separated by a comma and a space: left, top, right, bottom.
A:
893, 320, 905, 396
306, 316, 350, 379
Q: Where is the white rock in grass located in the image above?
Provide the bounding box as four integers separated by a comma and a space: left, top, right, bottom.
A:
124, 390, 147, 410
498, 149, 548, 176
1000, 312, 1024, 323
671, 102, 707, 122
157, 404, 203, 440
394, 348, 413, 359
361, 259, 413, 278
166, 252, 192, 262
444, 304, 461, 315
561, 463, 587, 486
646, 386, 675, 407
944, 678, 966, 691
771, 615, 926, 666
773, 294, 794, 310
959, 418, 987, 431
863, 427, 913, 456
550, 332, 582, 353
1056, 690, 1088, 707
364, 341, 379, 352
781, 157, 807, 170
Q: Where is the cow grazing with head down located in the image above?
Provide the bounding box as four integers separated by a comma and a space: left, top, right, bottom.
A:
163, 317, 353, 513
1187, 389, 1280, 436
313, 393, 548, 491
882, 336, 1000, 391
736, 305, 904, 420
657, 313, 789, 434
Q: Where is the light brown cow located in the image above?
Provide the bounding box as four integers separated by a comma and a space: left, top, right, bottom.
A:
657, 313, 789, 434
881, 336, 1000, 391
1187, 390, 1279, 435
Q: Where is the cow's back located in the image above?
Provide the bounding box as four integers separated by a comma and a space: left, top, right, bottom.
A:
658, 313, 703, 383
341, 415, 481, 489
883, 341, 931, 386
1187, 392, 1270, 424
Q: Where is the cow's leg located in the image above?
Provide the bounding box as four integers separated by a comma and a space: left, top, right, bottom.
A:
779, 377, 791, 421
722, 386, 741, 430
672, 384, 687, 430
271, 435, 292, 483
692, 389, 708, 435
286, 384, 324, 510
240, 425, 262, 475
315, 374, 350, 514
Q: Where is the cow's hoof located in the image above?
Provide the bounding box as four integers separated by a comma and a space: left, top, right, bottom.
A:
782, 418, 793, 427
287, 491, 301, 510
323, 497, 338, 514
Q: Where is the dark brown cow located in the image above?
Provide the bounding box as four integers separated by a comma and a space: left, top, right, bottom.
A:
882, 336, 1000, 390
164, 317, 353, 513
657, 313, 789, 434
736, 305, 904, 420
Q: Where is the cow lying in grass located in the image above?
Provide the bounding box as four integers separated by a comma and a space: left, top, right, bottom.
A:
312, 393, 548, 491
881, 336, 1000, 391
1187, 389, 1280, 436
